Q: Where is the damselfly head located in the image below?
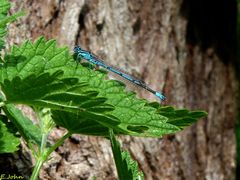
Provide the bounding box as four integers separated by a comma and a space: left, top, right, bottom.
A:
73, 46, 82, 53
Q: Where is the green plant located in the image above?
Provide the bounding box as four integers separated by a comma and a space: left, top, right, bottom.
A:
0, 1, 207, 179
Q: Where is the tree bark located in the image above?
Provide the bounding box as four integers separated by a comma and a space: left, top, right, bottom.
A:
4, 0, 237, 179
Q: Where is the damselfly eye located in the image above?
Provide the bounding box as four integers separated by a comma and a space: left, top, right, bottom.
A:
73, 46, 81, 53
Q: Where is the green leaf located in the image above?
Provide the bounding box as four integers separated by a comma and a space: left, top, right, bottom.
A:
0, 0, 24, 51
0, 37, 206, 137
2, 104, 42, 146
109, 129, 144, 180
158, 106, 207, 129
0, 115, 20, 153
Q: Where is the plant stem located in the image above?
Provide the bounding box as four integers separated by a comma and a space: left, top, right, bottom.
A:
30, 156, 44, 180
30, 131, 72, 180
45, 131, 72, 158
40, 133, 48, 154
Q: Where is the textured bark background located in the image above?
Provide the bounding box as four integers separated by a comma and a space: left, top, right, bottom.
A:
2, 0, 237, 179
